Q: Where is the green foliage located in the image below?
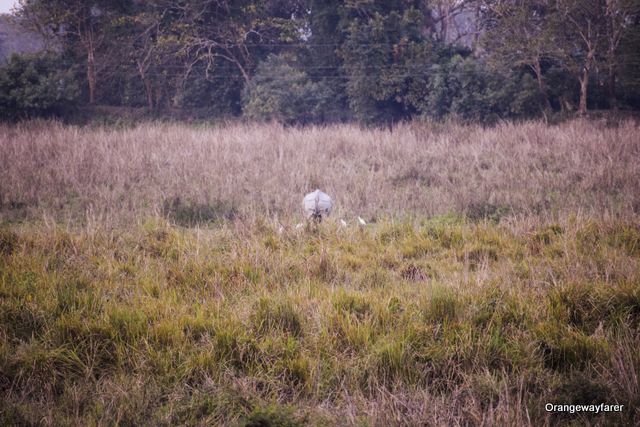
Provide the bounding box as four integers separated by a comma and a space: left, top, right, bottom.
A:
0, 300, 47, 341
370, 336, 413, 384
304, 0, 350, 121
549, 281, 640, 333
9, 0, 640, 123
618, 16, 640, 109
0, 52, 79, 120
466, 202, 512, 223
550, 372, 612, 421
178, 70, 244, 117
333, 291, 371, 319
243, 54, 333, 124
340, 3, 434, 124
422, 52, 542, 123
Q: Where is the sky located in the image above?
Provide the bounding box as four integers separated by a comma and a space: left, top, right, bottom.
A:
0, 0, 17, 14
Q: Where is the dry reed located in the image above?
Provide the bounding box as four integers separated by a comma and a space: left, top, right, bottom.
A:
1, 119, 638, 226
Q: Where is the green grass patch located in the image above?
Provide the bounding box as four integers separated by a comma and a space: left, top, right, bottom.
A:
0, 218, 638, 425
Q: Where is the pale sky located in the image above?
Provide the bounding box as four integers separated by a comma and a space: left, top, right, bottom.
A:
0, 0, 18, 14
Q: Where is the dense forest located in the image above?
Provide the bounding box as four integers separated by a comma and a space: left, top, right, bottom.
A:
1, 0, 640, 124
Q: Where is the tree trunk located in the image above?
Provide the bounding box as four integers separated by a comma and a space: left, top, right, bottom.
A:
578, 66, 589, 116
137, 61, 154, 111
608, 63, 617, 110
439, 6, 448, 42
144, 79, 153, 111
578, 48, 595, 116
472, 0, 481, 54
233, 59, 250, 84
87, 49, 96, 104
533, 60, 552, 113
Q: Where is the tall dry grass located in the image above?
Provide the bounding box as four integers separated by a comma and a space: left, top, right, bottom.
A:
1, 119, 638, 225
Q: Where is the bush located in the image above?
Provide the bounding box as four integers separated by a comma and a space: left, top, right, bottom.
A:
422, 52, 542, 123
0, 228, 18, 255
161, 196, 237, 226
0, 52, 80, 121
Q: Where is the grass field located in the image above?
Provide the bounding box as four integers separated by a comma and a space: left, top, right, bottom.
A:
0, 120, 639, 426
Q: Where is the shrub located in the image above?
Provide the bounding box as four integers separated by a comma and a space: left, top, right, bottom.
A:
466, 203, 511, 223
333, 291, 371, 319
0, 228, 18, 255
162, 196, 237, 227
0, 52, 79, 121
0, 300, 47, 341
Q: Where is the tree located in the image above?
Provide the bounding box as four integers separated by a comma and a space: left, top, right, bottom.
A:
11, 0, 640, 121
616, 7, 640, 108
108, 8, 163, 110
0, 52, 80, 120
483, 0, 640, 115
18, 0, 132, 104
304, 0, 350, 121
132, 0, 308, 112
483, 0, 559, 116
422, 49, 540, 122
428, 0, 478, 44
602, 0, 640, 108
555, 0, 607, 115
242, 53, 331, 124
339, 1, 436, 124
160, 0, 304, 85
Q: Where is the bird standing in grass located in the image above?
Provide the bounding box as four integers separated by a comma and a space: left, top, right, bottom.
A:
303, 189, 333, 222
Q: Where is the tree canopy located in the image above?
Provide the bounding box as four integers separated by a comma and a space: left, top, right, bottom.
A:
3, 0, 639, 123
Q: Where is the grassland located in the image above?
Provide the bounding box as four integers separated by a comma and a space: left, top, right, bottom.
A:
1, 119, 638, 225
0, 120, 639, 426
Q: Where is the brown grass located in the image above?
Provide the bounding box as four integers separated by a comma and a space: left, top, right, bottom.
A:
1, 119, 638, 225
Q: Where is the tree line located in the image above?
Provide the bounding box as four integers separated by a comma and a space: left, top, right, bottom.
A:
1, 0, 639, 124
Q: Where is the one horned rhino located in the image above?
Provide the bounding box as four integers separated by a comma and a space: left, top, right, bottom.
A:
303, 189, 333, 222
